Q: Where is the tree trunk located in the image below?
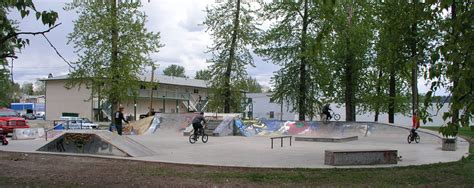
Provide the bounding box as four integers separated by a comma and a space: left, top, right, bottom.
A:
110, 0, 119, 124
224, 0, 241, 113
388, 65, 395, 124
374, 70, 383, 122
411, 1, 419, 116
344, 4, 356, 122
450, 1, 459, 125
298, 0, 309, 121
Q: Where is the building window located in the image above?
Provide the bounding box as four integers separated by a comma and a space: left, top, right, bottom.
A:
269, 98, 274, 103
269, 111, 274, 119
193, 89, 199, 94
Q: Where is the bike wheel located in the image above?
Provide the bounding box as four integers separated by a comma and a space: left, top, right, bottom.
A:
333, 114, 341, 121
415, 134, 420, 143
407, 135, 412, 144
189, 134, 197, 144
202, 134, 208, 143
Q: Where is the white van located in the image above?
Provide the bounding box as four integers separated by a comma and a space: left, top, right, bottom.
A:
58, 117, 99, 129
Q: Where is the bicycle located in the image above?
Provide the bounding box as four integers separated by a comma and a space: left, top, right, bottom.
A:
189, 124, 208, 144
320, 111, 341, 121
407, 129, 420, 144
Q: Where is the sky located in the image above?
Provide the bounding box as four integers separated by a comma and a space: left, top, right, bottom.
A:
9, 0, 437, 94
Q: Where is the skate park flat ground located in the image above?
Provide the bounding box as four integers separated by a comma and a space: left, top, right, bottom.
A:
1, 125, 469, 168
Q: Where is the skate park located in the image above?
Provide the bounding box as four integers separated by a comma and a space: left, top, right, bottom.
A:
1, 113, 470, 169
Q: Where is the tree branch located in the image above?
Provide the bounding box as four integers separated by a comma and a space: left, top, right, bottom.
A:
41, 34, 74, 69
0, 23, 62, 45
0, 54, 18, 59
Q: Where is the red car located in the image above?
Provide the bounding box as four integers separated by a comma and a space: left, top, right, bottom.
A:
0, 108, 30, 134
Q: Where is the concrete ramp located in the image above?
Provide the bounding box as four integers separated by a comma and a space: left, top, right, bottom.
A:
149, 113, 196, 134
37, 131, 155, 157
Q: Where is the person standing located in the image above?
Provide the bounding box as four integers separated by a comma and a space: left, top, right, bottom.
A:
322, 104, 332, 120
114, 106, 129, 135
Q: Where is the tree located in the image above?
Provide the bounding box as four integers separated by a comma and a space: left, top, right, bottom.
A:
33, 80, 45, 95
426, 1, 473, 137
194, 69, 211, 80
21, 82, 33, 96
1, 0, 58, 106
163, 64, 186, 78
0, 69, 11, 107
241, 76, 262, 93
65, 1, 163, 123
323, 1, 375, 121
204, 0, 258, 113
1, 0, 58, 60
255, 1, 333, 120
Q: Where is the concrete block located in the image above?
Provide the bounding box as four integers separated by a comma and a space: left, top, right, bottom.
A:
295, 136, 358, 142
13, 128, 45, 140
325, 149, 398, 166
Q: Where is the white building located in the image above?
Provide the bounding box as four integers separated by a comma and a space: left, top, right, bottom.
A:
41, 75, 210, 121
246, 93, 297, 121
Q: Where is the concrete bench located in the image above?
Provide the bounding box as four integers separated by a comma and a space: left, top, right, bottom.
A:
295, 136, 358, 143
325, 149, 398, 166
270, 136, 292, 149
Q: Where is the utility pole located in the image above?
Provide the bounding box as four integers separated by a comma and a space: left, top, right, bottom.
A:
149, 64, 155, 115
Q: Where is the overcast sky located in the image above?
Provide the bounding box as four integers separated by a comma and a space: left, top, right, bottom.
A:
10, 0, 437, 94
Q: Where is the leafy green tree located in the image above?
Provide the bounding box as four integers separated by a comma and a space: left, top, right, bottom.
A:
204, 0, 258, 113
21, 82, 33, 96
0, 69, 11, 107
194, 69, 211, 80
1, 0, 58, 60
65, 1, 163, 122
33, 80, 45, 95
323, 1, 375, 121
241, 76, 262, 93
1, 0, 58, 106
426, 1, 473, 137
163, 64, 187, 78
255, 0, 333, 120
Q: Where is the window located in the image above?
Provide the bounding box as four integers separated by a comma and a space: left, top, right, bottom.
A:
269, 111, 274, 119
193, 89, 199, 94
269, 98, 274, 103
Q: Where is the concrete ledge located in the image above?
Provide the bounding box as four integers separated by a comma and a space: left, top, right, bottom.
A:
325, 149, 398, 166
295, 136, 358, 143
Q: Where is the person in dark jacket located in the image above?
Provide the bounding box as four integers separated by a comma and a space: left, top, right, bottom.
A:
192, 112, 207, 139
114, 106, 129, 135
322, 104, 332, 120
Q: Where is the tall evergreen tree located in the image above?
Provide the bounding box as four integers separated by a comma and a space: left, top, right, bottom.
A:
203, 0, 258, 113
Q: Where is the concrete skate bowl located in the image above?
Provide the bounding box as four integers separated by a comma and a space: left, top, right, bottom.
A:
125, 119, 469, 168
37, 131, 155, 157
237, 120, 424, 138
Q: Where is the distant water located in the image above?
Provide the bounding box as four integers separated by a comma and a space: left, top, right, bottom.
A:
329, 103, 471, 127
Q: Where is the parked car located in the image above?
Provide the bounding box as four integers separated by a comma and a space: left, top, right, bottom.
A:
22, 113, 36, 120
55, 117, 99, 129
0, 108, 30, 134
35, 112, 45, 120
